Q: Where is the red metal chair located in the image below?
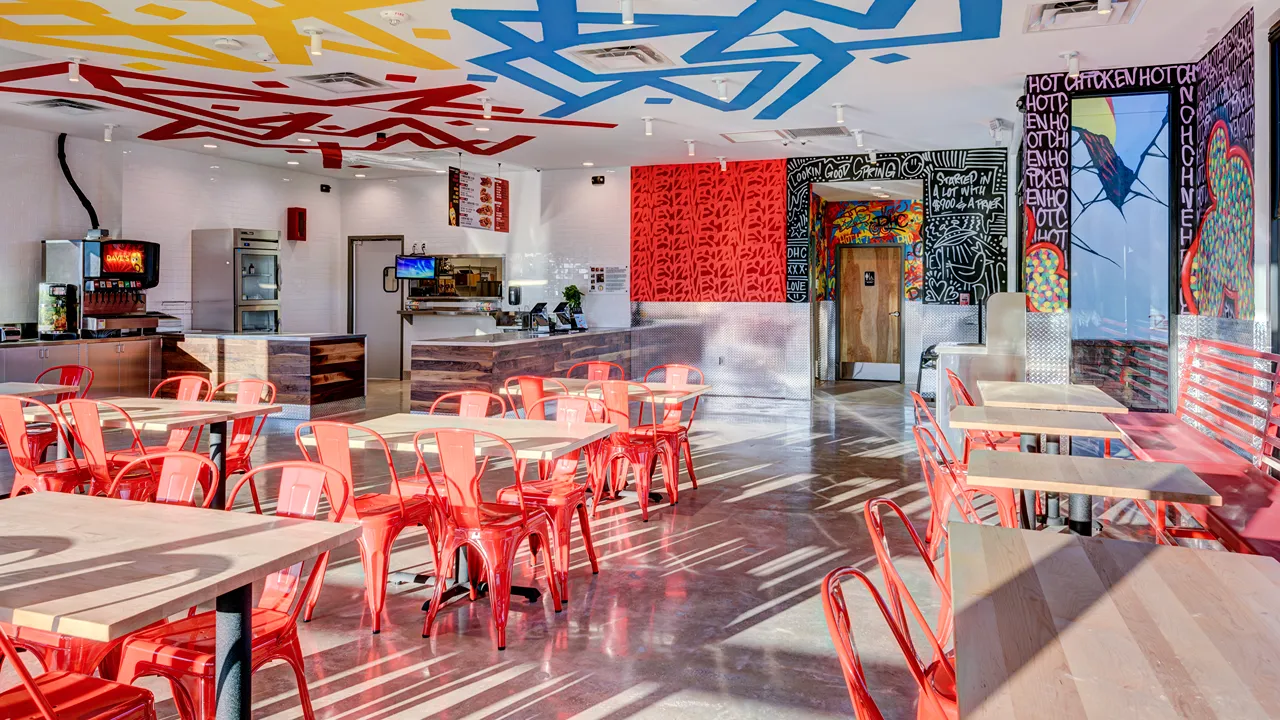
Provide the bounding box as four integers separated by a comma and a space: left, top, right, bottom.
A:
865, 499, 954, 665
57, 399, 153, 501
108, 452, 219, 508
23, 365, 93, 463
0, 396, 87, 496
139, 376, 213, 455
495, 394, 606, 601
566, 361, 625, 381
587, 380, 677, 521
414, 428, 562, 650
0, 624, 156, 720
429, 390, 507, 417
642, 364, 703, 488
911, 391, 1020, 546
914, 426, 1016, 558
294, 421, 439, 634
503, 376, 568, 419
944, 369, 1020, 463
116, 461, 350, 720
821, 564, 956, 720
210, 378, 276, 514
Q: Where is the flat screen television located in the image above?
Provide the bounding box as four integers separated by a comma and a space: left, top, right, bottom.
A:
395, 255, 436, 279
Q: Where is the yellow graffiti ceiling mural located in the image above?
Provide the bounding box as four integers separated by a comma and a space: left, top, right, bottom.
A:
0, 0, 455, 73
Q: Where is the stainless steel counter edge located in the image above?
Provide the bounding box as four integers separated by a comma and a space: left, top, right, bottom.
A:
413, 327, 631, 347
0, 333, 182, 348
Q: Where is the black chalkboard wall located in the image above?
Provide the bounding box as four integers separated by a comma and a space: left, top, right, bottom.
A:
785, 149, 1009, 304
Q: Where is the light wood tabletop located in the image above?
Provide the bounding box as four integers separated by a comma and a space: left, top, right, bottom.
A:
950, 522, 1280, 719
300, 413, 617, 462
976, 381, 1128, 414
0, 493, 359, 643
966, 450, 1221, 506
502, 379, 711, 405
949, 406, 1123, 439
25, 396, 282, 431
0, 382, 81, 398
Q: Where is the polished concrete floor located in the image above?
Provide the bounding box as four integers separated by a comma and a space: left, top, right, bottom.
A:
3, 380, 953, 719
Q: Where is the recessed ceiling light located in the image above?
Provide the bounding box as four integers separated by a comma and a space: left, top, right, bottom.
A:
282, 177, 291, 182
210, 165, 219, 169
122, 150, 129, 154
475, 127, 490, 132
287, 161, 299, 165
435, 169, 446, 174
297, 138, 312, 143
582, 162, 594, 167
203, 143, 218, 149
870, 186, 881, 190
355, 173, 366, 178
388, 179, 397, 183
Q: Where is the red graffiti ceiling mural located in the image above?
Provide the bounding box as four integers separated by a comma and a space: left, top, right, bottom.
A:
631, 160, 785, 303
0, 62, 614, 167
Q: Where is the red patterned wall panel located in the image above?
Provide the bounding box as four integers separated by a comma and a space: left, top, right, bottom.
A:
630, 159, 785, 302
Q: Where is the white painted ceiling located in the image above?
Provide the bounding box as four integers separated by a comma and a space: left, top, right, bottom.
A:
0, 0, 1261, 178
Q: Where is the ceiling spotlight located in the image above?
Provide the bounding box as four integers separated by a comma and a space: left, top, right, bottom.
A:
870, 185, 881, 190
287, 161, 299, 165
210, 165, 219, 169
480, 97, 492, 119
714, 77, 728, 102
388, 179, 398, 183
854, 129, 864, 148
868, 149, 878, 164
583, 162, 595, 167
304, 28, 323, 56
1097, 0, 1112, 14
620, 0, 634, 24
213, 38, 243, 51
833, 103, 845, 125
434, 169, 446, 174
686, 139, 695, 157
717, 156, 727, 172
203, 143, 218, 149
643, 116, 653, 136
103, 124, 114, 142
1062, 50, 1080, 78
355, 173, 366, 177
67, 57, 84, 83
476, 126, 490, 132
297, 137, 312, 143
282, 178, 291, 182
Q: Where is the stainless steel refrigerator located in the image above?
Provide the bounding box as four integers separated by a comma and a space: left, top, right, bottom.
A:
190, 228, 282, 333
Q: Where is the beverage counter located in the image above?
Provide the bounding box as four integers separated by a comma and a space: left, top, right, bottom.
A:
162, 333, 366, 418
0, 335, 164, 398
411, 328, 633, 412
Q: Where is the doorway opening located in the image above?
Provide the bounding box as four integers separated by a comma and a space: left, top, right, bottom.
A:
813, 180, 924, 382
348, 236, 404, 380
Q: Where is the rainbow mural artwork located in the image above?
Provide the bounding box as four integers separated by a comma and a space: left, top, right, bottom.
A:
1183, 120, 1254, 318
812, 199, 924, 301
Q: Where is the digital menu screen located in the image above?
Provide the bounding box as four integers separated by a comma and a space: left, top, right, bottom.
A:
448, 167, 509, 232
102, 242, 147, 275
395, 255, 437, 279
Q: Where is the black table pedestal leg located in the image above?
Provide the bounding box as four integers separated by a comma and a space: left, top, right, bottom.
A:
1017, 433, 1039, 530
209, 420, 228, 510
1044, 435, 1065, 526
1069, 492, 1094, 536
215, 583, 252, 720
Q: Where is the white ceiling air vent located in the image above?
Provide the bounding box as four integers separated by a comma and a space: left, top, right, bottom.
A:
1025, 0, 1143, 32
571, 44, 672, 71
19, 98, 109, 115
781, 126, 852, 140
291, 72, 390, 94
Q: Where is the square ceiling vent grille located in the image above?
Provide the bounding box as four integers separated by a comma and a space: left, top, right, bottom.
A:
1025, 0, 1144, 32
571, 44, 673, 71
291, 72, 390, 93
19, 98, 109, 115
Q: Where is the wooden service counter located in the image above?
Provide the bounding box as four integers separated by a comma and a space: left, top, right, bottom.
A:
161, 333, 365, 418
411, 328, 633, 412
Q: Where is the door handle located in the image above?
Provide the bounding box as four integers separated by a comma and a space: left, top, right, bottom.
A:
889, 311, 901, 317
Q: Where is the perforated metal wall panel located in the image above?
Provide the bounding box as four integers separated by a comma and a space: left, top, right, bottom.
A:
630, 302, 811, 400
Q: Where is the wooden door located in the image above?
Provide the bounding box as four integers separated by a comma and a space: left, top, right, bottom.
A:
838, 246, 902, 370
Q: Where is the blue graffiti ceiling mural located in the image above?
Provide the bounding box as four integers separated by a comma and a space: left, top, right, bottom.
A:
453, 0, 1004, 121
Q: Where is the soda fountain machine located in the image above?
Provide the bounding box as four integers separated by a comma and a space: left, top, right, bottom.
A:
40, 235, 166, 339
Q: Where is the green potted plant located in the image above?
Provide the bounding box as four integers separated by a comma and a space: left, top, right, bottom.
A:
563, 284, 584, 311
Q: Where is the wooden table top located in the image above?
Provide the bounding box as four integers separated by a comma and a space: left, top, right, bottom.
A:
977, 381, 1129, 414
950, 522, 1280, 719
949, 406, 1123, 439
0, 382, 81, 398
26, 396, 282, 431
502, 379, 711, 405
301, 413, 617, 462
966, 451, 1222, 506
0, 493, 359, 643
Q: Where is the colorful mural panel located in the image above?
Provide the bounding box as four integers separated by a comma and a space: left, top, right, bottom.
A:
811, 199, 924, 301
454, 0, 1004, 121
1183, 120, 1255, 317
631, 160, 786, 303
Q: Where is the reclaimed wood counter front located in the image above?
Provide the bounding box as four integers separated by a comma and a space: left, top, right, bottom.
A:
411, 328, 633, 412
162, 333, 365, 417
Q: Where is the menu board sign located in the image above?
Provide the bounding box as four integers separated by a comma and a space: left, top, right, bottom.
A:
448, 167, 509, 232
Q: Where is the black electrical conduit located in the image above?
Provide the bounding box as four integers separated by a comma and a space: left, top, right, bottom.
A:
57, 132, 99, 230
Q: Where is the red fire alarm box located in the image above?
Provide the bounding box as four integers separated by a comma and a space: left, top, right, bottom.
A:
287, 207, 307, 241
